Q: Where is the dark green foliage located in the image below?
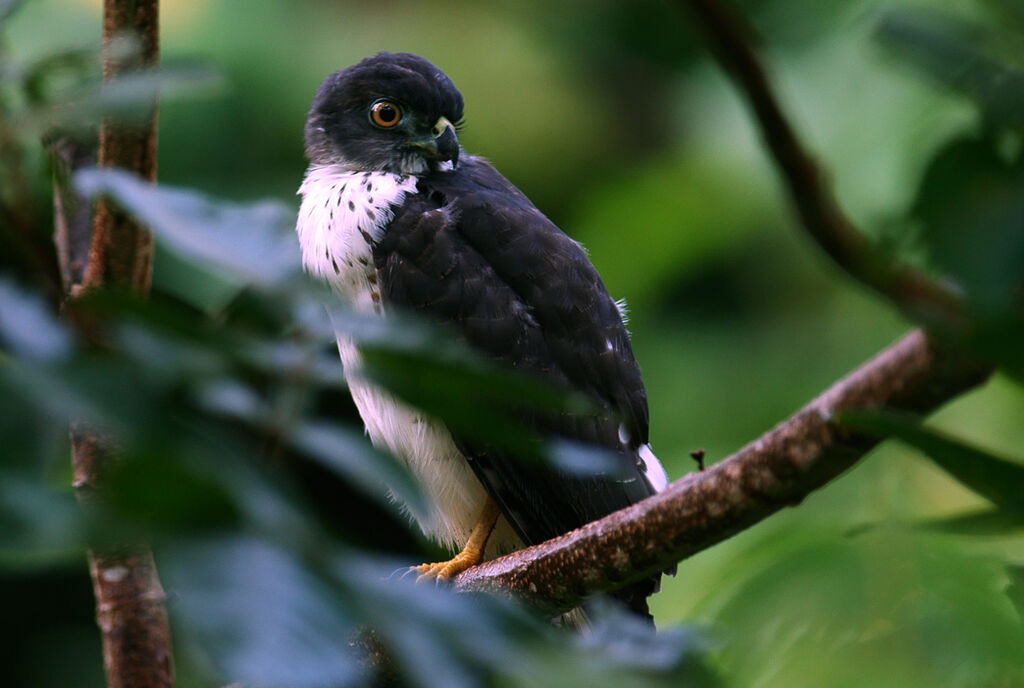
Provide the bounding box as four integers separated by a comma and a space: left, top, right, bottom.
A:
879, 4, 1024, 376
3, 1, 1024, 687
0, 170, 717, 685
841, 409, 1024, 512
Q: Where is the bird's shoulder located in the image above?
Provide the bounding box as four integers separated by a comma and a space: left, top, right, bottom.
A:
374, 155, 650, 447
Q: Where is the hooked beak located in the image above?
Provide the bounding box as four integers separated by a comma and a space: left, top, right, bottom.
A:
409, 116, 459, 167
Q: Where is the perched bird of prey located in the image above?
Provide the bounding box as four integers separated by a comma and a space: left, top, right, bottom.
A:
297, 52, 669, 619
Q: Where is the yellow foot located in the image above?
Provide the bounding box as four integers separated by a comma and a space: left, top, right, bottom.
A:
413, 548, 483, 582
412, 497, 500, 582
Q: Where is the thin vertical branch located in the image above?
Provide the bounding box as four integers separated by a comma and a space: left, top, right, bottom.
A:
71, 427, 175, 688
59, 1, 173, 686
82, 0, 159, 292
50, 133, 97, 291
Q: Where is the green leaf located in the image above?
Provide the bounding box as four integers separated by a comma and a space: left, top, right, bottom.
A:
847, 508, 1024, 537
918, 508, 1024, 535
161, 536, 360, 688
988, 0, 1024, 27
194, 379, 425, 521
966, 316, 1024, 382
23, 62, 222, 136
877, 8, 1024, 130
337, 558, 716, 688
0, 471, 84, 565
290, 421, 427, 523
839, 409, 1024, 511
103, 452, 241, 535
909, 135, 1024, 313
0, 0, 24, 24
75, 168, 300, 289
1006, 563, 1024, 622
0, 277, 71, 363
152, 243, 245, 316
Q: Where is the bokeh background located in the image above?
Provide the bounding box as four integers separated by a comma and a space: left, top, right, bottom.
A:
5, 0, 1024, 686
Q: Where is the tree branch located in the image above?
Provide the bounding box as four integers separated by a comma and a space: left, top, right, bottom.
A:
452, 0, 994, 618
82, 0, 159, 292
454, 329, 988, 615
50, 132, 97, 292
55, 1, 173, 686
682, 0, 968, 332
452, 1, 998, 615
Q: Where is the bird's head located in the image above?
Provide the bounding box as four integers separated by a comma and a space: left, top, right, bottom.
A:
304, 52, 464, 174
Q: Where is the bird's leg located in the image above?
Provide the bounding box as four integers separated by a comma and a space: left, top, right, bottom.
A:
414, 498, 500, 582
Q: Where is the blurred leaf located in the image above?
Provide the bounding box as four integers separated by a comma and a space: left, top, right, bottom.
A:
1007, 563, 1024, 621
152, 243, 245, 315
103, 452, 240, 535
75, 168, 300, 289
580, 599, 714, 676
161, 536, 360, 688
290, 420, 427, 523
848, 508, 1024, 537
0, 0, 24, 25
0, 277, 71, 363
965, 317, 1024, 382
20, 45, 97, 107
546, 439, 632, 478
360, 344, 624, 477
23, 62, 223, 136
194, 378, 426, 521
0, 471, 84, 565
910, 135, 1024, 313
337, 557, 716, 688
840, 409, 1024, 511
987, 0, 1024, 27
919, 508, 1024, 535
693, 534, 1024, 688
877, 8, 1024, 131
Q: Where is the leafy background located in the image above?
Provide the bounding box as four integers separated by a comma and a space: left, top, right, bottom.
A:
2, 0, 1024, 686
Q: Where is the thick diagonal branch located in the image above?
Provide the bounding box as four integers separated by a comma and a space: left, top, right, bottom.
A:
453, 330, 988, 615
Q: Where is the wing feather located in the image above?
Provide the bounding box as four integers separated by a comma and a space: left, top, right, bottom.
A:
372, 156, 657, 546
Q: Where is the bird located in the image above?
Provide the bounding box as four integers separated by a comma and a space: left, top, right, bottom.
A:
296, 52, 669, 620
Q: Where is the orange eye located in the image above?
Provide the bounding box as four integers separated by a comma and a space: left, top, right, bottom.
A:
369, 100, 402, 128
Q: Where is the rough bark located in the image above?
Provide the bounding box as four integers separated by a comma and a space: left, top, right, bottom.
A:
50, 133, 97, 292
82, 0, 159, 293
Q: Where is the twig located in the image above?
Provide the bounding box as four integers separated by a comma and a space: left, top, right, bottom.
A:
58, 1, 173, 686
49, 132, 97, 291
682, 0, 968, 332
454, 330, 988, 615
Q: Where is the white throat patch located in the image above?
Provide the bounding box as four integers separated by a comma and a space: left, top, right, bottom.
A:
296, 164, 418, 311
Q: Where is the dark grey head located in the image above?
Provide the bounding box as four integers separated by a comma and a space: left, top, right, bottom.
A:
304, 52, 464, 174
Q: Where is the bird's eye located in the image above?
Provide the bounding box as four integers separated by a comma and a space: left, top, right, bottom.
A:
369, 100, 402, 128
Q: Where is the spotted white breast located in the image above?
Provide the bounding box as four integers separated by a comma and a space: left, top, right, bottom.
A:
296, 163, 520, 553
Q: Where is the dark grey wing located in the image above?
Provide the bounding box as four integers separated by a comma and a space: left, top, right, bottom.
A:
372, 157, 657, 548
